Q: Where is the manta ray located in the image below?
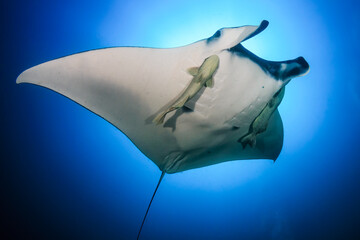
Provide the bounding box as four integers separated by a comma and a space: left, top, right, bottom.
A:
16, 20, 309, 239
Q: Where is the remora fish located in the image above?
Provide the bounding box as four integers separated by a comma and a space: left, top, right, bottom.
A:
153, 55, 219, 125
239, 87, 285, 148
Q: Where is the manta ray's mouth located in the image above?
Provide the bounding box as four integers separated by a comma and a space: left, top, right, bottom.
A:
228, 43, 309, 81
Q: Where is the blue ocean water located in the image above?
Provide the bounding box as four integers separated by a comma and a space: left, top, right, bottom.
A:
1, 0, 359, 239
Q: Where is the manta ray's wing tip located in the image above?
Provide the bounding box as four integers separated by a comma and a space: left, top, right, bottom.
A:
16, 65, 42, 85
16, 71, 26, 84
16, 68, 31, 84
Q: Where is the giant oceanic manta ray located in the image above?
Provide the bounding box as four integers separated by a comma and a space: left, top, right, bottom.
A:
17, 20, 309, 239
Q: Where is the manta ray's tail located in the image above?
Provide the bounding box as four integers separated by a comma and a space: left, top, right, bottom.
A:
238, 133, 257, 148
137, 171, 165, 240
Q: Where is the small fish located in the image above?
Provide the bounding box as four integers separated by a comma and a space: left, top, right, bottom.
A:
239, 87, 285, 148
153, 55, 220, 125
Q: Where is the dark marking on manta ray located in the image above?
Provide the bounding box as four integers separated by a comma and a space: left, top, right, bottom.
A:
207, 30, 221, 44
228, 44, 309, 81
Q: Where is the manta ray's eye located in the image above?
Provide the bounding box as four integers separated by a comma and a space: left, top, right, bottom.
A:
213, 30, 221, 38
207, 30, 222, 44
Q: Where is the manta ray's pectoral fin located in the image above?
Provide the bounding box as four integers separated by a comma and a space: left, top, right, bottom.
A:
205, 77, 214, 88
187, 67, 199, 76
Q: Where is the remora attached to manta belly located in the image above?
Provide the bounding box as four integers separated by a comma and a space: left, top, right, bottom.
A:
16, 20, 309, 174
153, 55, 220, 125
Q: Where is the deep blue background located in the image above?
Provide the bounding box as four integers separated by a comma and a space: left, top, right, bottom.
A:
1, 0, 360, 239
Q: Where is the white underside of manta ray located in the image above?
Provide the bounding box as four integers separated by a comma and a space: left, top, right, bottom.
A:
17, 20, 310, 239
17, 20, 309, 174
